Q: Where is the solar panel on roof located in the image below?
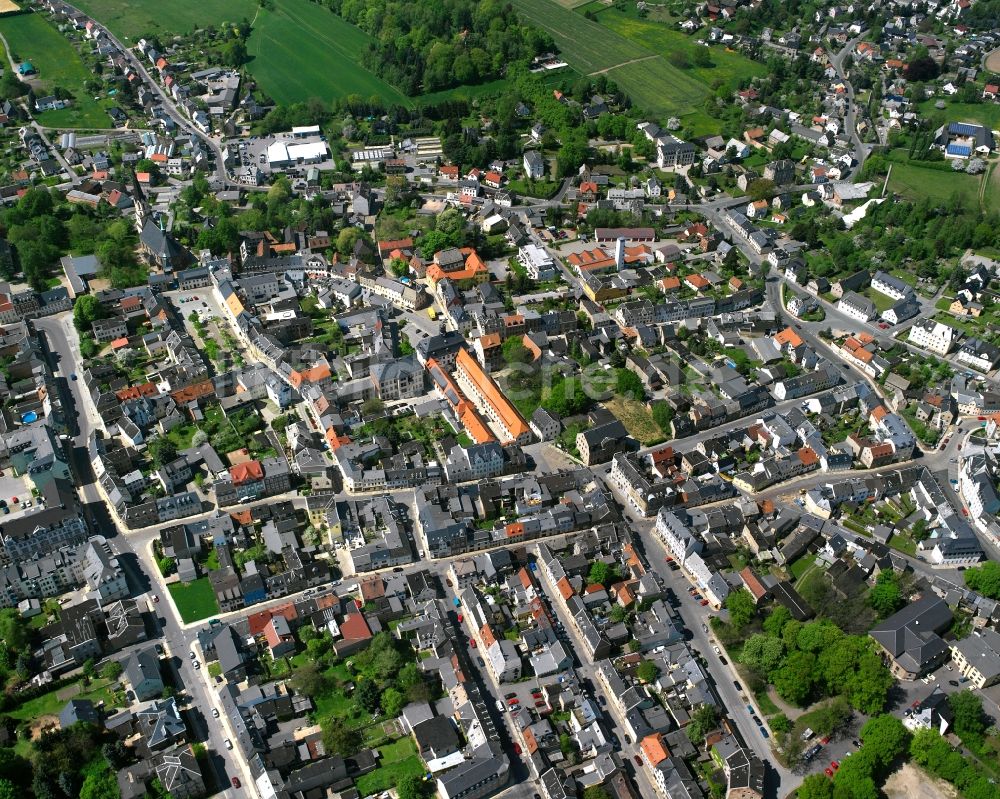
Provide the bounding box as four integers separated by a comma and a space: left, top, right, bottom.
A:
949, 122, 977, 136
947, 144, 972, 157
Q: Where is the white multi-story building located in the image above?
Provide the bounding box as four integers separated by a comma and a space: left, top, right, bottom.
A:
908, 318, 956, 355
871, 270, 913, 301
837, 291, 876, 322
517, 244, 556, 281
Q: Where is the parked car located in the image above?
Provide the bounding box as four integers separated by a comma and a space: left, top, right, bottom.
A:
212, 708, 219, 718
505, 692, 518, 700
496, 700, 505, 712
513, 743, 522, 755
633, 755, 643, 767
733, 680, 743, 691
231, 778, 240, 788
225, 739, 233, 750
759, 727, 769, 739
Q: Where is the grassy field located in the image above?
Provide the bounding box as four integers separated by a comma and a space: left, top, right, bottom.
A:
887, 159, 982, 207
8, 678, 120, 721
511, 0, 758, 128
606, 396, 665, 446
917, 98, 1000, 132
72, 0, 257, 40
354, 737, 424, 797
168, 577, 220, 624
0, 11, 113, 128
247, 0, 411, 106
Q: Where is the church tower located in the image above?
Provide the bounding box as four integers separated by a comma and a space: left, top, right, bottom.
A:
131, 170, 149, 235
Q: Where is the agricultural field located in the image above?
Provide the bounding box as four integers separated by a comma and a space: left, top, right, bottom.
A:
0, 10, 114, 127
247, 0, 411, 107
511, 0, 761, 129
72, 0, 257, 41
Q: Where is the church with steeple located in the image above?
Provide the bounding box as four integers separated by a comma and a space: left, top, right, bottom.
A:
132, 171, 189, 272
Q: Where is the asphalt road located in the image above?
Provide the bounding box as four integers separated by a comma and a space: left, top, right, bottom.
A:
35, 314, 246, 797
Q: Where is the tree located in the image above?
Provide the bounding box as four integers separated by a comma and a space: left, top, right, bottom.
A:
100, 661, 122, 681
797, 774, 834, 799
948, 690, 986, 738
79, 761, 118, 799
615, 368, 644, 400
322, 723, 362, 757
147, 437, 178, 469
0, 611, 27, 653
963, 561, 1000, 598
418, 229, 454, 260
397, 774, 429, 799
691, 46, 713, 68
724, 588, 756, 628
869, 571, 904, 618
291, 662, 328, 697
772, 650, 816, 706
361, 398, 384, 417
651, 400, 674, 433
381, 687, 405, 718
502, 337, 532, 365
831, 750, 879, 799
82, 658, 95, 682
336, 227, 363, 257
636, 660, 659, 683
583, 788, 612, 799
686, 704, 720, 743
588, 560, 617, 587
739, 634, 785, 676
859, 715, 910, 767
0, 779, 15, 799
609, 605, 627, 624
747, 178, 776, 202
73, 295, 105, 332
355, 679, 381, 713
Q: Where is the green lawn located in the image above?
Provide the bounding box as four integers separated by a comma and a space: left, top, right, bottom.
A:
886, 158, 982, 208
862, 287, 898, 314
917, 99, 1000, 133
247, 0, 411, 106
0, 10, 115, 128
167, 577, 220, 624
789, 555, 817, 581
73, 0, 257, 40
8, 678, 120, 721
888, 533, 916, 556
354, 737, 424, 797
510, 0, 762, 128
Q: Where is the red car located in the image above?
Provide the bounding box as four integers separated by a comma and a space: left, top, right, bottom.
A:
470, 639, 477, 648
665, 556, 673, 562
457, 614, 463, 623
508, 697, 520, 706
634, 755, 643, 767
700, 599, 709, 606
513, 743, 522, 755
820, 736, 830, 745
831, 761, 840, 771
535, 700, 546, 708
232, 777, 241, 788
824, 768, 833, 778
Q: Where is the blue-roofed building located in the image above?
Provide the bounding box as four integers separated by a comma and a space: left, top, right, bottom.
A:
936, 121, 995, 158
